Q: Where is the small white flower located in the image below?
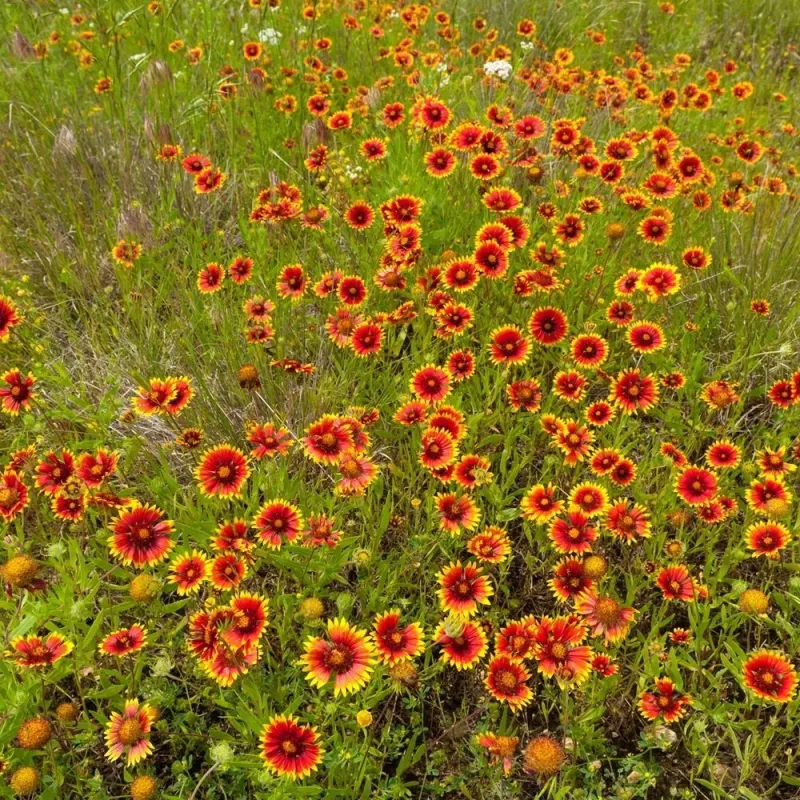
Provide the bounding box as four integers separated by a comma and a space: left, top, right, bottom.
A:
258, 28, 282, 45
483, 59, 513, 81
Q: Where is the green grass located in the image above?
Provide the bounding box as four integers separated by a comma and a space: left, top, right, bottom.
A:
0, 0, 799, 798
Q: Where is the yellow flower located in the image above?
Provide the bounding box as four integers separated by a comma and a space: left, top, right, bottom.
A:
356, 710, 373, 728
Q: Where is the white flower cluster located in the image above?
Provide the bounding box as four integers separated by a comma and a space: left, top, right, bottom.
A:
258, 28, 282, 45
435, 61, 451, 86
345, 164, 365, 180
483, 60, 513, 81
520, 41, 535, 52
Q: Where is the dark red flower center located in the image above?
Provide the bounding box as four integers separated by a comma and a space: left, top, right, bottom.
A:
324, 645, 353, 673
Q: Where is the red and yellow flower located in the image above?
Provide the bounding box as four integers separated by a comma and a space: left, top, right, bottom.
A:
300, 618, 375, 695
100, 625, 148, 657
0, 370, 35, 415
195, 445, 250, 498
435, 619, 488, 670
253, 500, 304, 549
260, 715, 323, 780
372, 611, 424, 664
437, 561, 493, 616
105, 699, 155, 765
575, 591, 636, 643
108, 504, 175, 568
485, 655, 533, 711
638, 678, 692, 722
169, 551, 209, 595
7, 633, 74, 668
741, 650, 797, 703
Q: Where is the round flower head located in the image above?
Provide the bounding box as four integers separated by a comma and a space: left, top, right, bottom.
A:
260, 715, 323, 780
746, 478, 792, 515
336, 451, 378, 496
571, 334, 608, 367
108, 504, 175, 568
435, 619, 488, 670
605, 500, 651, 542
10, 767, 40, 795
302, 514, 342, 549
300, 618, 375, 695
197, 262, 225, 293
0, 470, 30, 521
437, 561, 493, 616
453, 454, 493, 491
554, 213, 586, 247
372, 610, 424, 664
569, 483, 609, 517
467, 526, 511, 563
756, 447, 795, 480
223, 593, 269, 648
477, 732, 519, 776
575, 590, 636, 643
485, 655, 533, 711
507, 379, 542, 412
303, 415, 354, 464
523, 735, 566, 776
638, 678, 692, 722
554, 420, 595, 465
706, 441, 741, 469
209, 553, 248, 591
410, 365, 451, 405
169, 551, 209, 594
8, 633, 74, 668
549, 511, 597, 554
742, 650, 797, 703
100, 625, 147, 657
194, 167, 225, 194
247, 422, 292, 460
17, 717, 52, 749
470, 153, 500, 180
35, 449, 75, 495
228, 255, 254, 284
591, 448, 619, 474
344, 202, 374, 230
77, 448, 118, 487
133, 377, 177, 415
195, 445, 250, 498
627, 322, 666, 353
203, 640, 260, 687
105, 699, 155, 766
420, 429, 457, 470
213, 518, 255, 554
531, 616, 592, 686
0, 295, 23, 340
550, 558, 594, 602
488, 325, 530, 365
656, 564, 695, 601
0, 370, 36, 415
425, 147, 456, 177
745, 521, 791, 558
521, 483, 563, 523
529, 307, 568, 345
432, 490, 479, 532
253, 500, 304, 549
610, 370, 660, 414
444, 259, 480, 292
674, 466, 718, 506
496, 619, 537, 660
